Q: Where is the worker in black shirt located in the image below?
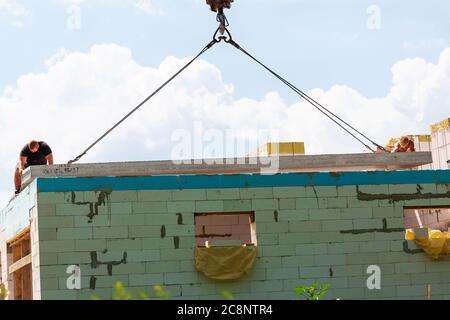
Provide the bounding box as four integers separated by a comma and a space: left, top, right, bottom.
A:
14, 140, 54, 194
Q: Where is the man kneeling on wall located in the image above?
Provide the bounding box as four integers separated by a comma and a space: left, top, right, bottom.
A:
14, 140, 54, 194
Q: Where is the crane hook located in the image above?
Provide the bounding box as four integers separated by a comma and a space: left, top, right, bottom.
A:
216, 7, 229, 35
206, 0, 233, 35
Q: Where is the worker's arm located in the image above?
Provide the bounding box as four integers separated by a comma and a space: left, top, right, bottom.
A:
41, 142, 53, 165
391, 142, 400, 153
19, 156, 27, 171
46, 153, 54, 165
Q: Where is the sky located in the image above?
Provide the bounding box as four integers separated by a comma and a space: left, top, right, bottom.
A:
0, 0, 449, 206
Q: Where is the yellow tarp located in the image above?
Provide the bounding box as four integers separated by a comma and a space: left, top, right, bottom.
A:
405, 229, 450, 260
195, 246, 257, 280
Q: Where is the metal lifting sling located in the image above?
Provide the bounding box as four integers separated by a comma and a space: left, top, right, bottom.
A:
68, 2, 386, 164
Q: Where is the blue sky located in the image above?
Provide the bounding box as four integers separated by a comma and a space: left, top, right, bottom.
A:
1, 0, 449, 100
1, 0, 450, 205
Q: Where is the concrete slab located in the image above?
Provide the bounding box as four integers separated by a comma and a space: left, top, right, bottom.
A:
21, 152, 433, 189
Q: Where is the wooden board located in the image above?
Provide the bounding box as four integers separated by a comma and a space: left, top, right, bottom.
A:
7, 230, 33, 300
8, 254, 31, 275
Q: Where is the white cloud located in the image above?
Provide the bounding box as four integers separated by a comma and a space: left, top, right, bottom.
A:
0, 0, 30, 27
1, 44, 450, 207
133, 0, 163, 16
56, 0, 86, 4
403, 38, 447, 50
0, 0, 28, 16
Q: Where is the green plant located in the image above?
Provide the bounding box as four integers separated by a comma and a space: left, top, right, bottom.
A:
91, 281, 171, 300
91, 281, 239, 300
293, 282, 330, 300
153, 285, 171, 300
220, 290, 236, 300
0, 282, 8, 300
112, 282, 133, 300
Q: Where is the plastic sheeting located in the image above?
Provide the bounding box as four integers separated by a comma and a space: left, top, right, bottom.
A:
195, 246, 257, 280
405, 229, 450, 259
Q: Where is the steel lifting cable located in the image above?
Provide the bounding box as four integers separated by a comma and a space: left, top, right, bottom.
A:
69, 23, 387, 164
219, 29, 387, 153
68, 39, 218, 164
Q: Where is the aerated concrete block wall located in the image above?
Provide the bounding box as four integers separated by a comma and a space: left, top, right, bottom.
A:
0, 182, 40, 299
30, 171, 450, 300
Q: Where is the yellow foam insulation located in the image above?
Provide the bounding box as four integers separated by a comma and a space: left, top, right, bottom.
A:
405, 229, 450, 260
195, 245, 257, 280
250, 142, 305, 157
431, 118, 450, 134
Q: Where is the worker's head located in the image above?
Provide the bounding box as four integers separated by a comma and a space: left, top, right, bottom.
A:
399, 136, 410, 147
28, 140, 39, 153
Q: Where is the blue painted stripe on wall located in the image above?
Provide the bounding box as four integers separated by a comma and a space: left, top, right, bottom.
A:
36, 170, 450, 193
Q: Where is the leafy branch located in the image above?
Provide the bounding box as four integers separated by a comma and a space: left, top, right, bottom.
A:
293, 282, 330, 300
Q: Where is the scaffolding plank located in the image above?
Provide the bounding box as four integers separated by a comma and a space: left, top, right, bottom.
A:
9, 254, 31, 275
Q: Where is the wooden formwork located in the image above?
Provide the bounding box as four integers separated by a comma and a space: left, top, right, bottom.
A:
7, 228, 32, 300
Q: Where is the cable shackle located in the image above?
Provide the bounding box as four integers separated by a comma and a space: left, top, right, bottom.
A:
216, 8, 229, 35
213, 27, 233, 43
